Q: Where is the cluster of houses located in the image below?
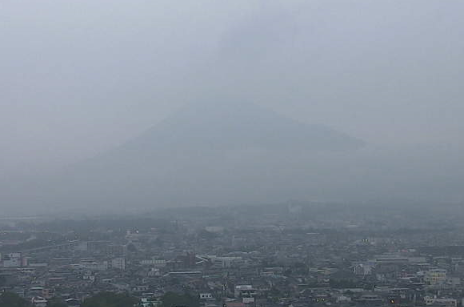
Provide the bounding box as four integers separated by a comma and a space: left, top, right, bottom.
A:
1, 204, 464, 307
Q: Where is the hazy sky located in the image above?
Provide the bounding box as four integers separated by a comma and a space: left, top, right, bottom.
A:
1, 0, 464, 178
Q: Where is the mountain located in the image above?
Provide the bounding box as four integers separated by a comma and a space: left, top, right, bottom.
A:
3, 101, 464, 214
126, 101, 363, 151
22, 101, 363, 210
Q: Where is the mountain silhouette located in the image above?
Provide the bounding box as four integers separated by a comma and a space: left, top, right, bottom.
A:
11, 101, 367, 211
4, 101, 464, 214
118, 101, 364, 153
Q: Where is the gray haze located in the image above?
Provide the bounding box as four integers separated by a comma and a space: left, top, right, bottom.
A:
1, 1, 464, 213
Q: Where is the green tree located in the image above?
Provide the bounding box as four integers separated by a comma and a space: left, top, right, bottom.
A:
81, 292, 139, 307
161, 292, 199, 307
47, 297, 67, 307
0, 276, 6, 287
0, 292, 31, 307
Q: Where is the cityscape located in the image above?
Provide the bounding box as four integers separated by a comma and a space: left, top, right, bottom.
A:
1, 203, 464, 307
2, 1, 463, 307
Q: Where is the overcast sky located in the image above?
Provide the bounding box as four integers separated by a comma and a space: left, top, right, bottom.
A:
1, 0, 464, 179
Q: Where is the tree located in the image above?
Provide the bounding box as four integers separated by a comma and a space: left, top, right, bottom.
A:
0, 292, 31, 307
47, 297, 67, 307
81, 292, 139, 307
161, 292, 199, 307
329, 279, 358, 289
0, 276, 6, 287
268, 287, 281, 303
127, 243, 138, 253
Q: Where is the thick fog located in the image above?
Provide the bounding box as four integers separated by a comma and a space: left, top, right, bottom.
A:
1, 1, 464, 213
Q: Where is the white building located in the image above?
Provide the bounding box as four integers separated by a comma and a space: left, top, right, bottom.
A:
31, 296, 48, 307
2, 252, 24, 268
140, 259, 167, 267
111, 258, 126, 270
200, 293, 213, 300
424, 269, 447, 285
425, 296, 457, 307
235, 285, 257, 300
353, 262, 374, 276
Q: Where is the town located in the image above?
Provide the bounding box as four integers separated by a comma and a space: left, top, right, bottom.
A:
1, 202, 464, 307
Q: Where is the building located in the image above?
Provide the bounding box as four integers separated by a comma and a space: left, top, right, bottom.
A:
111, 258, 126, 270
424, 269, 447, 285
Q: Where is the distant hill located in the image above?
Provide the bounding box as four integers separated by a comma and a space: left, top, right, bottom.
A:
118, 100, 364, 152
28, 101, 364, 210
4, 101, 464, 214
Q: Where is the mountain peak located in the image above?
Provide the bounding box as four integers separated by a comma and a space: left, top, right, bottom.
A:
15, 101, 365, 209
124, 100, 364, 152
